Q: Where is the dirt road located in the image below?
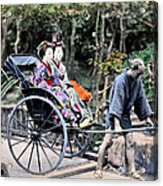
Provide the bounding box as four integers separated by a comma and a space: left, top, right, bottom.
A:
1, 137, 131, 180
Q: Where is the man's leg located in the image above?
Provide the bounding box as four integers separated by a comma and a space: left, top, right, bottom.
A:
124, 132, 144, 180
94, 131, 113, 178
125, 132, 135, 173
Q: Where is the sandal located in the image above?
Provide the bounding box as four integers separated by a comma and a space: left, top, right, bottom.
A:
129, 171, 145, 181
94, 169, 103, 179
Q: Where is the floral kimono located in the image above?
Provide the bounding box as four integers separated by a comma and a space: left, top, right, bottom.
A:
51, 60, 90, 119
29, 61, 76, 122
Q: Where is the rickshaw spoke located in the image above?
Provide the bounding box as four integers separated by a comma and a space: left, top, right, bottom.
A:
39, 110, 54, 130
50, 133, 63, 149
40, 101, 45, 114
36, 141, 41, 172
26, 119, 34, 130
17, 140, 32, 161
41, 124, 60, 134
29, 100, 39, 130
27, 142, 35, 170
82, 133, 90, 139
9, 128, 31, 136
29, 99, 34, 118
39, 140, 53, 169
38, 108, 44, 128
41, 138, 60, 157
51, 138, 57, 149
28, 120, 35, 130
74, 136, 82, 150
41, 131, 53, 137
11, 138, 29, 147
51, 133, 61, 148
26, 112, 34, 129
67, 139, 73, 155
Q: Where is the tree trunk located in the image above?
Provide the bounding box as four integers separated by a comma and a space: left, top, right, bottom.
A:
99, 9, 105, 62
14, 19, 21, 54
95, 9, 100, 62
102, 74, 110, 101
119, 12, 126, 52
108, 31, 116, 55
92, 9, 100, 78
1, 19, 8, 65
107, 18, 117, 55
91, 9, 101, 118
102, 19, 117, 110
102, 23, 117, 101
70, 18, 76, 74
95, 9, 105, 120
91, 8, 100, 98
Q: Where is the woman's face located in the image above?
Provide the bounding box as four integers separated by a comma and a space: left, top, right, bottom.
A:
53, 46, 63, 61
44, 47, 53, 61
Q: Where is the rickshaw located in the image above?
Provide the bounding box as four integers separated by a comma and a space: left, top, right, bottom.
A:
4, 54, 156, 176
4, 54, 93, 175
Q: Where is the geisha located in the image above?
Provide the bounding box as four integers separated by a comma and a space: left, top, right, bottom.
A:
30, 41, 76, 123
30, 40, 91, 127
51, 40, 92, 125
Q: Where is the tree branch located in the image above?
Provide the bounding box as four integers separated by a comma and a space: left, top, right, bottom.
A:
14, 19, 21, 54
137, 18, 154, 28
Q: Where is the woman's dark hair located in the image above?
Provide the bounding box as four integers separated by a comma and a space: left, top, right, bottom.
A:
52, 39, 65, 59
37, 41, 52, 60
52, 44, 63, 54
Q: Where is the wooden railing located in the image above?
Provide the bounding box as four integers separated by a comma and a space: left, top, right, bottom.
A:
1, 104, 15, 133
1, 104, 29, 135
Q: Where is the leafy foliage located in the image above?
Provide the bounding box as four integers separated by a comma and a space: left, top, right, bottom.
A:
1, 68, 18, 100
1, 2, 157, 108
93, 50, 127, 74
1, 1, 157, 62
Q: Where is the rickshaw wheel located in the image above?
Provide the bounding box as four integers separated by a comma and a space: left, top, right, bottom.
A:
64, 126, 92, 158
7, 96, 67, 175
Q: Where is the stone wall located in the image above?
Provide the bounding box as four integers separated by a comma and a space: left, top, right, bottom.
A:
107, 132, 158, 179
